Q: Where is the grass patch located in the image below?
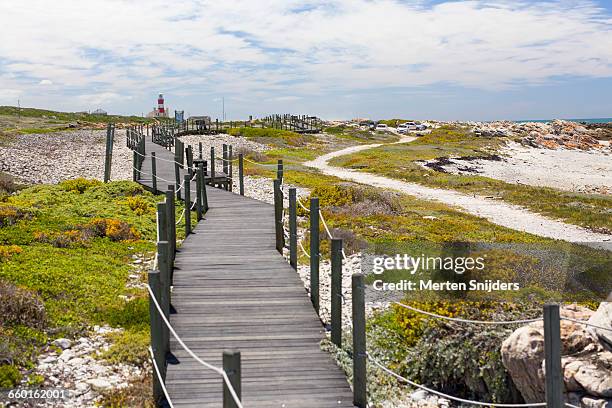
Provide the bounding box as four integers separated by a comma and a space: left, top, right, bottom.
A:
0, 179, 193, 383
228, 127, 311, 147
324, 125, 400, 143
330, 126, 612, 231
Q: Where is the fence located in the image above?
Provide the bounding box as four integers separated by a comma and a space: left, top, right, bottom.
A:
268, 169, 609, 408
261, 114, 323, 133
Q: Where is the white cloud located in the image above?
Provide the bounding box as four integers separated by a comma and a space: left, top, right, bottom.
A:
0, 0, 610, 112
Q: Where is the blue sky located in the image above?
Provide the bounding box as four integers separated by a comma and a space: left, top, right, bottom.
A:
0, 0, 611, 121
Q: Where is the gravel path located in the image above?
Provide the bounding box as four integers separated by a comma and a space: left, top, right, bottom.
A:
0, 129, 133, 183
304, 137, 611, 248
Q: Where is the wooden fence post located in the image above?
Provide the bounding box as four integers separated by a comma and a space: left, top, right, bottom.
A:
222, 350, 241, 408
277, 159, 283, 182
310, 198, 320, 313
157, 240, 170, 358
210, 147, 216, 184
132, 150, 138, 181
184, 175, 191, 237
104, 123, 114, 183
151, 152, 157, 194
187, 145, 193, 177
228, 145, 233, 192
147, 270, 165, 404
352, 273, 367, 407
198, 142, 203, 159
273, 179, 284, 253
174, 161, 181, 200
544, 303, 563, 408
289, 188, 297, 270
238, 154, 244, 196
223, 144, 228, 176
166, 187, 176, 264
196, 166, 203, 221
199, 163, 209, 212
331, 238, 343, 347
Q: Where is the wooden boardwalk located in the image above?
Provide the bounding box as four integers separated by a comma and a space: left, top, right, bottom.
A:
137, 137, 355, 407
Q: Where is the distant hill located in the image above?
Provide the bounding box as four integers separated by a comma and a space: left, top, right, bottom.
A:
0, 106, 150, 124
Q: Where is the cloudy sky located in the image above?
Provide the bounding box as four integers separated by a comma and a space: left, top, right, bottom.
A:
1, 0, 611, 120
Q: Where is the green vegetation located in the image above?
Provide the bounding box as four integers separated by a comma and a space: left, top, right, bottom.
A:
228, 127, 311, 147
330, 126, 612, 232
377, 118, 412, 127
323, 125, 400, 143
0, 179, 191, 385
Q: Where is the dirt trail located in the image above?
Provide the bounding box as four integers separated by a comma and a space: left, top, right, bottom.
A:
304, 136, 611, 249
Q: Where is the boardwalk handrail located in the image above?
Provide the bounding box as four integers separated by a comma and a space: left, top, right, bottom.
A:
146, 283, 244, 408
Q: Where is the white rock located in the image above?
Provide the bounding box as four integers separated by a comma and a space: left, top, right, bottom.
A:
86, 378, 112, 391
52, 338, 72, 350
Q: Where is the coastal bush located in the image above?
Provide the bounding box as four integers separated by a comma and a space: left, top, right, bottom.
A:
84, 218, 141, 241
0, 245, 23, 261
0, 172, 18, 195
233, 146, 269, 162
367, 300, 541, 404
99, 373, 154, 408
59, 178, 102, 194
0, 280, 46, 328
99, 329, 149, 366
228, 127, 307, 147
0, 205, 30, 227
125, 196, 151, 216
0, 364, 21, 388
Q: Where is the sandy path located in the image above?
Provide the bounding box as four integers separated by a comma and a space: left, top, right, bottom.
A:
304, 136, 611, 249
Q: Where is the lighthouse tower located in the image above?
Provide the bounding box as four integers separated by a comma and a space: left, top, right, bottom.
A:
157, 93, 166, 116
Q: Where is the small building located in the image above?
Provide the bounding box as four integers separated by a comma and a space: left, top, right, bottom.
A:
92, 108, 107, 116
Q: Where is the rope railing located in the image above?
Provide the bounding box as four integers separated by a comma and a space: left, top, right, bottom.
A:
561, 317, 612, 333
175, 208, 186, 225
298, 240, 311, 258
296, 198, 310, 212
318, 209, 349, 261
393, 302, 543, 325
366, 352, 546, 407
146, 284, 244, 408
149, 347, 175, 408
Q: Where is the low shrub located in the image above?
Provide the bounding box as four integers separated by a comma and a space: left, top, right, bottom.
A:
84, 218, 140, 241
98, 329, 149, 366
98, 373, 154, 407
233, 146, 269, 162
0, 280, 46, 329
0, 364, 21, 388
34, 230, 88, 248
59, 178, 102, 194
0, 245, 23, 261
125, 196, 151, 216
0, 172, 18, 195
0, 205, 30, 227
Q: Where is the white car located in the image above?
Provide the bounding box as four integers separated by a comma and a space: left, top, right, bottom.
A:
397, 124, 409, 133
403, 122, 427, 131
375, 123, 389, 131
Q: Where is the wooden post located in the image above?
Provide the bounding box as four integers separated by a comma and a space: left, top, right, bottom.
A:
289, 188, 297, 270
187, 145, 193, 177
223, 144, 228, 175
196, 165, 203, 221
277, 159, 283, 182
166, 187, 176, 263
210, 147, 216, 184
273, 179, 284, 253
228, 145, 233, 192
544, 304, 563, 408
352, 273, 367, 407
173, 160, 181, 200
331, 238, 343, 347
184, 175, 191, 236
147, 270, 165, 404
104, 123, 114, 182
222, 350, 241, 408
238, 154, 244, 196
310, 198, 320, 313
199, 163, 209, 212
151, 152, 157, 194
198, 142, 203, 159
157, 240, 170, 358
132, 150, 138, 181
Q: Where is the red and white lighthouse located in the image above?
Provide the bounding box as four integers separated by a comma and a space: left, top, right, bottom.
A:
157, 93, 165, 115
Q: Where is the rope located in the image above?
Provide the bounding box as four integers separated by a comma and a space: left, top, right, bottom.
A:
146, 284, 243, 408
562, 318, 612, 333
565, 404, 580, 408
297, 198, 310, 212
298, 240, 310, 258
190, 200, 197, 210
133, 166, 150, 176
319, 210, 333, 240
367, 353, 546, 407
393, 302, 542, 325
242, 157, 277, 167
175, 208, 186, 225
148, 347, 175, 408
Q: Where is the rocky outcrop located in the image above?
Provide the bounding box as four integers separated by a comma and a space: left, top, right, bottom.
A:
589, 303, 612, 350
501, 303, 612, 407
